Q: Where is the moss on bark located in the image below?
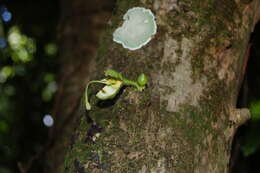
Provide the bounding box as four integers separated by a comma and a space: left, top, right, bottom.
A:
61, 0, 260, 172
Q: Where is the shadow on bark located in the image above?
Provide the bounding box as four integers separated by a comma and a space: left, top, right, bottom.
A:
231, 21, 260, 173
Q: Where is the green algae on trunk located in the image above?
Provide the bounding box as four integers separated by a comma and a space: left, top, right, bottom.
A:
61, 0, 260, 172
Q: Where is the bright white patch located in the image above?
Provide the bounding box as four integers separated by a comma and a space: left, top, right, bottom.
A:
43, 114, 54, 127
96, 80, 123, 100
96, 85, 118, 100
113, 7, 157, 50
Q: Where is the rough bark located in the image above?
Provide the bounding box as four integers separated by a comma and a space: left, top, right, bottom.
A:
43, 0, 115, 172
47, 0, 260, 173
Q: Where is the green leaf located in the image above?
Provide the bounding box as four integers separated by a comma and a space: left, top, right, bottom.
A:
250, 101, 260, 120
104, 69, 123, 80
137, 73, 148, 86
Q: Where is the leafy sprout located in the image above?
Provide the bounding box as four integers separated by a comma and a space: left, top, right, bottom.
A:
85, 69, 148, 110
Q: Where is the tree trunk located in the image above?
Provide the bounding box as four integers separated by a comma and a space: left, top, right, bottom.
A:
45, 0, 260, 173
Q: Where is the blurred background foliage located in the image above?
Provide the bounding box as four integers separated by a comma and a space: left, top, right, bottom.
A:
0, 0, 259, 173
233, 22, 260, 173
0, 0, 59, 172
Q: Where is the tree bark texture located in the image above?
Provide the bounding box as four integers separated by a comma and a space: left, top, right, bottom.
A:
48, 0, 260, 173
43, 0, 115, 172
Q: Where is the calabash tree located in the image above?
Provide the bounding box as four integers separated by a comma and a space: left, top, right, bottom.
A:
43, 0, 260, 172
